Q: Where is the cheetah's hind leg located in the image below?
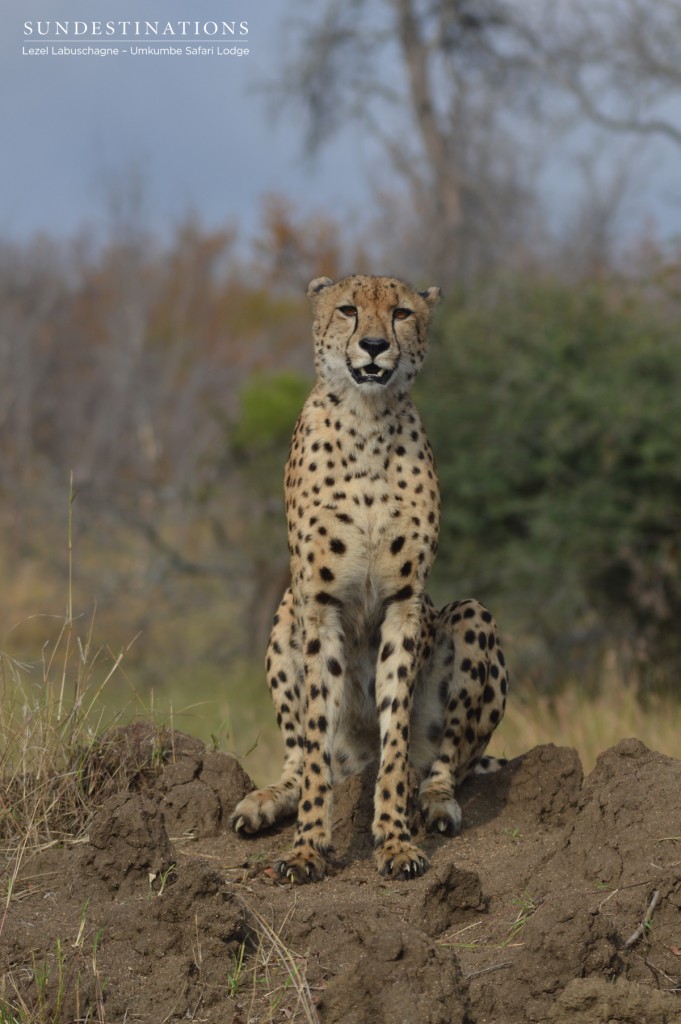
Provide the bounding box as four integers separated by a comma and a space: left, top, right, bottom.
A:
230, 588, 304, 836
416, 599, 509, 836
230, 779, 300, 835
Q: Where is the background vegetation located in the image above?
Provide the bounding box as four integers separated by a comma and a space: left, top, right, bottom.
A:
2, 0, 681, 783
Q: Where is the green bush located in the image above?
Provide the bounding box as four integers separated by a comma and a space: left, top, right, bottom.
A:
232, 371, 310, 454
421, 280, 681, 692
231, 369, 310, 499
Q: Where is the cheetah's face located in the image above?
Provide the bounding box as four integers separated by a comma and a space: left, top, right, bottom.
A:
307, 275, 441, 394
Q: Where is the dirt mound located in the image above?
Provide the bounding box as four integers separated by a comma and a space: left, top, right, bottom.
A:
78, 723, 254, 837
159, 747, 253, 838
549, 977, 681, 1024
317, 921, 470, 1024
476, 738, 681, 1023
3, 738, 680, 1023
77, 790, 174, 894
549, 737, 681, 886
499, 742, 583, 825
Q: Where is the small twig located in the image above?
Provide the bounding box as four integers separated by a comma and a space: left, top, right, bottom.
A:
598, 888, 619, 912
465, 961, 513, 980
624, 890, 660, 949
634, 954, 676, 986
591, 878, 652, 894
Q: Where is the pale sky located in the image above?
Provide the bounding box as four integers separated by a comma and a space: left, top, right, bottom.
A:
2, 0, 681, 247
1, 0, 375, 242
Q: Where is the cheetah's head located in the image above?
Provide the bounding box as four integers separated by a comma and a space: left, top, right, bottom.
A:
306, 275, 441, 395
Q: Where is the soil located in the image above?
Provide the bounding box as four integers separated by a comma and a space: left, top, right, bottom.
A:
3, 735, 681, 1023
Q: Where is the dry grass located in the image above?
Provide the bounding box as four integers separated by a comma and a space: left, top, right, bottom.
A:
1, 476, 133, 875
493, 668, 681, 772
240, 902, 320, 1024
0, 930, 107, 1024
1, 613, 128, 846
1, 617, 111, 948
0, 609, 180, 956
0, 612, 116, 1021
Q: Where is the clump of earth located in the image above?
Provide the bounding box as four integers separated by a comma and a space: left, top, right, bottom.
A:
3, 736, 680, 1022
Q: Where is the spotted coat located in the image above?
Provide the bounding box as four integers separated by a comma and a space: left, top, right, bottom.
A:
231, 274, 509, 882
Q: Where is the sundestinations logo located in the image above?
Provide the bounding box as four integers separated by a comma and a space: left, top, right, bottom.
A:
22, 16, 251, 58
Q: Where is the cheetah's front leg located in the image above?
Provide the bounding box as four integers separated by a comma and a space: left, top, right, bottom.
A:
273, 601, 345, 883
372, 596, 429, 880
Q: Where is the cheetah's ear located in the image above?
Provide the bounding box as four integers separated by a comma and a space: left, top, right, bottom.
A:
419, 286, 441, 308
307, 277, 334, 298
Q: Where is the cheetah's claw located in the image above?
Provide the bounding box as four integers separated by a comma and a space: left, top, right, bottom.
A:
273, 848, 328, 885
382, 855, 428, 880
426, 811, 461, 837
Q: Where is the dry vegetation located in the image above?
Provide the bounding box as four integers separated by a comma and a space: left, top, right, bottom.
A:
497, 673, 681, 773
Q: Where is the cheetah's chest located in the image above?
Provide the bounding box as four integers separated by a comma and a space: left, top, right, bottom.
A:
286, 403, 438, 592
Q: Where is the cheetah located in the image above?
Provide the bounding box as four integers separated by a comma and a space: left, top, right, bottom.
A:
231, 274, 509, 882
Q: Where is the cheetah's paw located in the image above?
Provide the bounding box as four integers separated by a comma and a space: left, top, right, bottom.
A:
230, 786, 297, 835
421, 795, 462, 837
418, 780, 463, 837
273, 847, 328, 885
374, 838, 429, 880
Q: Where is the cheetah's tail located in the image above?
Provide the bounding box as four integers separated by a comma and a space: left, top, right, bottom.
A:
474, 755, 509, 775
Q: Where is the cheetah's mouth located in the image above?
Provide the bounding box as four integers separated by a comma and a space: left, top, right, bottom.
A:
348, 362, 394, 386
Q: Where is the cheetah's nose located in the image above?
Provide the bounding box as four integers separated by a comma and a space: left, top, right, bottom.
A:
359, 338, 390, 359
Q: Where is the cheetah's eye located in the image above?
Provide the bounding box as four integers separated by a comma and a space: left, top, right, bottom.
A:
393, 308, 412, 320
338, 305, 357, 317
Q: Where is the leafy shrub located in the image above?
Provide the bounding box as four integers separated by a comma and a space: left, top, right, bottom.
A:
422, 280, 681, 692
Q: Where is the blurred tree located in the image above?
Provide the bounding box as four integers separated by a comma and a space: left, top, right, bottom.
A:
232, 370, 310, 463
0, 238, 64, 484
278, 1, 681, 286
0, 200, 323, 668
4, 176, 681, 702
535, 0, 681, 148
277, 0, 550, 286
253, 194, 344, 290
